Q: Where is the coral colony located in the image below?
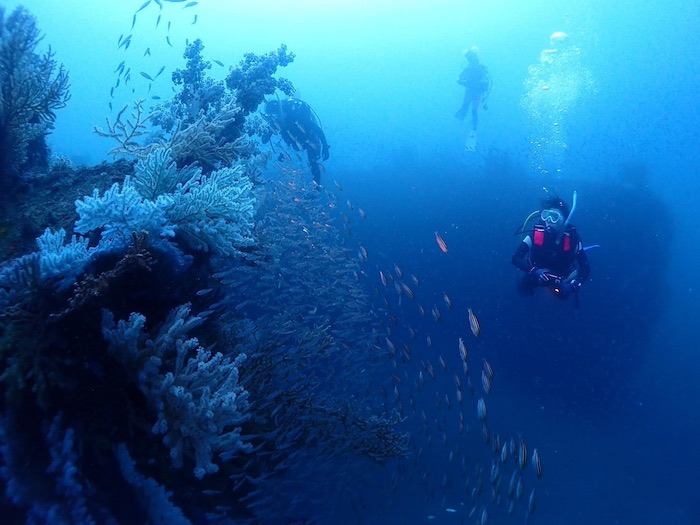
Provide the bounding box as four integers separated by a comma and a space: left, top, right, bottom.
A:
0, 6, 406, 524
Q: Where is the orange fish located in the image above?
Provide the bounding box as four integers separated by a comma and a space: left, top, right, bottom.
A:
435, 231, 448, 253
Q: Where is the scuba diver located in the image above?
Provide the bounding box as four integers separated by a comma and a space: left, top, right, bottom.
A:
455, 46, 491, 150
262, 98, 330, 185
512, 192, 591, 304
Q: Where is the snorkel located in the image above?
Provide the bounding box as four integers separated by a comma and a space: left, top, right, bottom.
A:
556, 190, 577, 245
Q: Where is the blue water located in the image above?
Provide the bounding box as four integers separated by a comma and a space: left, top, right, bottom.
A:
1, 0, 699, 524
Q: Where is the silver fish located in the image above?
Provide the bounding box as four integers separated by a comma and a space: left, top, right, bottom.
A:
532, 448, 542, 478
518, 437, 527, 470
468, 307, 481, 337
481, 370, 491, 394
528, 489, 536, 514
483, 358, 494, 379
477, 397, 487, 421
458, 337, 468, 361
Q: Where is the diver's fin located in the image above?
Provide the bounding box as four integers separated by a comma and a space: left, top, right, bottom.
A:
464, 130, 477, 152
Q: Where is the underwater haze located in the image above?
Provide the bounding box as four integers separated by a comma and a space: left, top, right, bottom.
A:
0, 0, 699, 524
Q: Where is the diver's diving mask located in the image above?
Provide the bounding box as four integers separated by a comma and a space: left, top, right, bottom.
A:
541, 208, 563, 225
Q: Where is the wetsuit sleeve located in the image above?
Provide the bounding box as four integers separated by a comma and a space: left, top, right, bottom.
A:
317, 126, 329, 148
512, 241, 533, 272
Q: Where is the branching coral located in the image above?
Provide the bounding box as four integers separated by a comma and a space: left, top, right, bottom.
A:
225, 44, 296, 114
93, 100, 150, 158
103, 304, 251, 479
96, 41, 295, 171
0, 6, 70, 177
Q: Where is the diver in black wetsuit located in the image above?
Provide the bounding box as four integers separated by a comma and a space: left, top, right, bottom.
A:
455, 47, 491, 132
512, 193, 590, 301
262, 98, 330, 185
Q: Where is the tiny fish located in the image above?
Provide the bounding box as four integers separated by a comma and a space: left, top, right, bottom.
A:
195, 288, 212, 296
402, 283, 414, 300
117, 33, 124, 46
192, 14, 198, 25
394, 263, 403, 279
166, 35, 172, 47
516, 477, 524, 500
168, 21, 171, 32
333, 179, 343, 191
532, 448, 542, 478
426, 335, 432, 347
518, 437, 527, 470
212, 59, 225, 67
114, 60, 125, 73
358, 243, 368, 260
443, 292, 452, 309
184, 1, 199, 7
508, 471, 518, 497
477, 397, 487, 421
358, 207, 366, 219
119, 34, 132, 49
110, 86, 114, 98
468, 308, 481, 337
140, 71, 154, 81
156, 14, 161, 28
481, 370, 491, 394
379, 270, 387, 287
144, 47, 151, 57
108, 101, 113, 111
483, 358, 493, 379
135, 1, 151, 14
528, 489, 536, 514
435, 231, 448, 253
154, 65, 165, 78
458, 337, 468, 361
151, 95, 161, 100
131, 14, 137, 31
